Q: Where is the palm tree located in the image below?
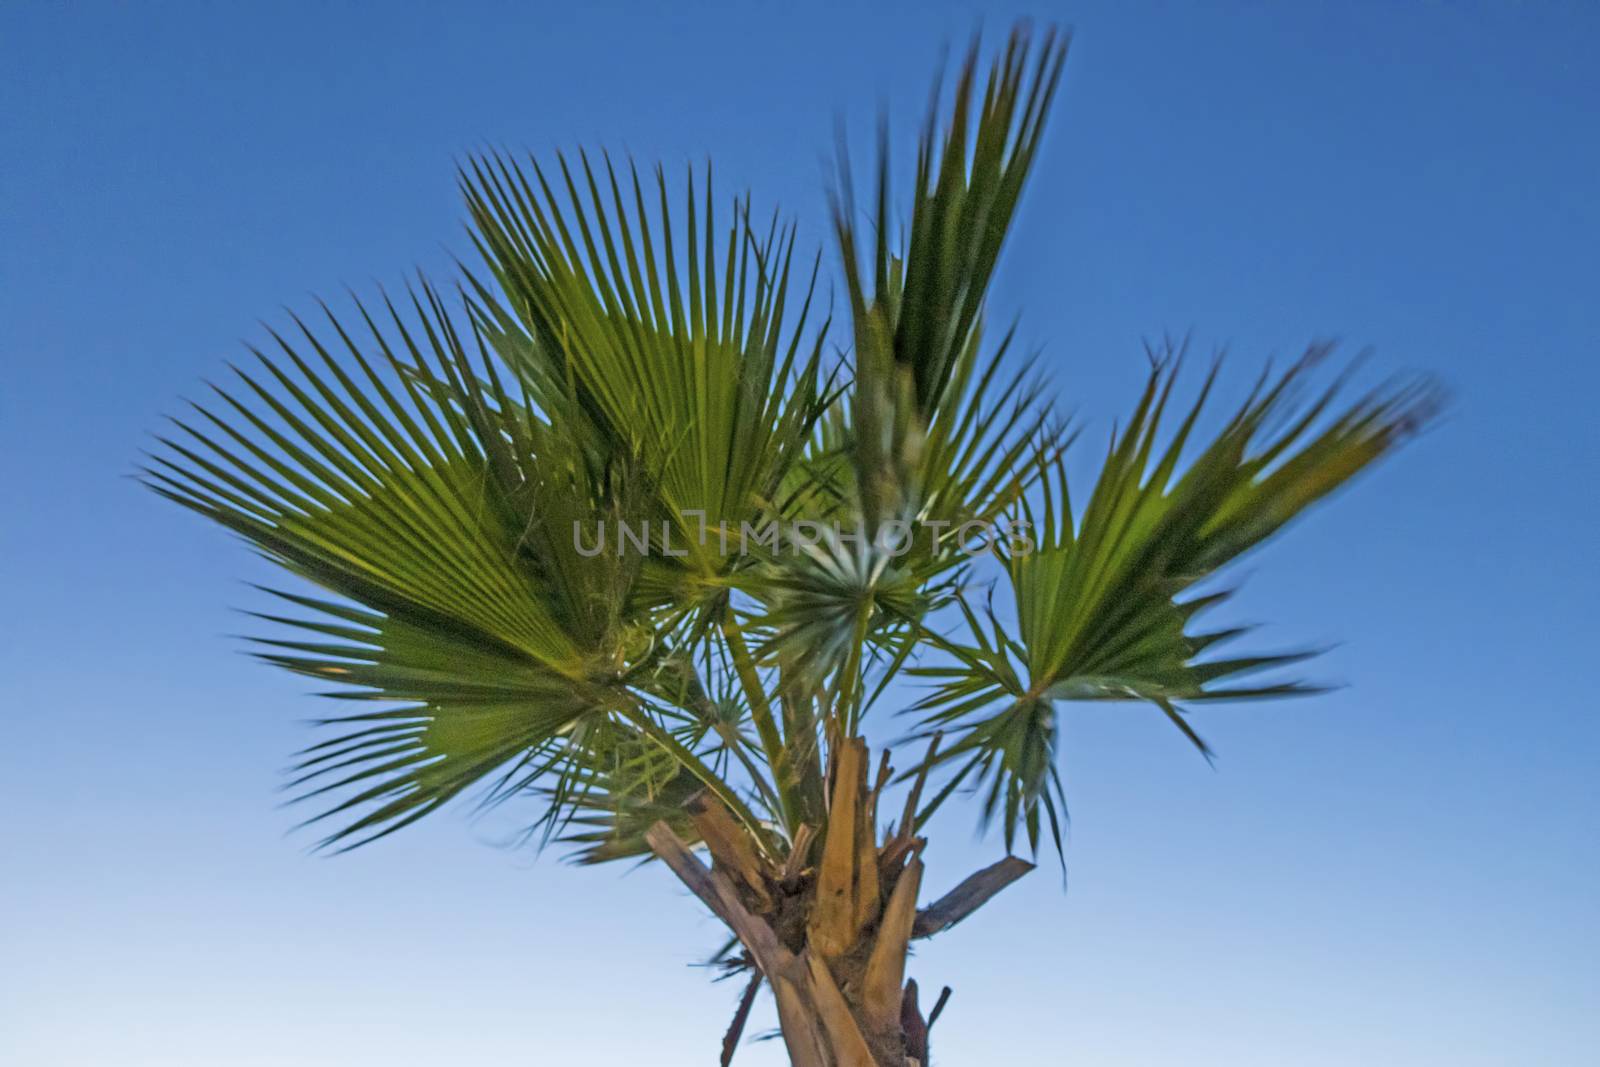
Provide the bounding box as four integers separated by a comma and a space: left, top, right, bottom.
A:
145, 24, 1437, 1066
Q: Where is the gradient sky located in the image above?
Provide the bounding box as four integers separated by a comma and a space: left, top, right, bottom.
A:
3, 3, 1596, 1064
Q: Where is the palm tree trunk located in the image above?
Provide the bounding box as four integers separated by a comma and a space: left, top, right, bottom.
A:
762, 953, 952, 1067
646, 738, 1034, 1066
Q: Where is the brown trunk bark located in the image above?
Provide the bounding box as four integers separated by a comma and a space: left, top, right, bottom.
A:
646, 738, 1034, 1066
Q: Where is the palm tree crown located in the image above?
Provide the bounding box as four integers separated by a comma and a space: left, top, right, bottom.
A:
146, 24, 1437, 1066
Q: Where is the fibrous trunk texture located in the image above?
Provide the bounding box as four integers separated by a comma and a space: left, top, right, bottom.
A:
646, 738, 1034, 1066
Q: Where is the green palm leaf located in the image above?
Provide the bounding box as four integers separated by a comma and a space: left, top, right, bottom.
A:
910, 346, 1442, 853
740, 25, 1069, 722
142, 283, 763, 851
461, 151, 831, 580
835, 27, 1068, 531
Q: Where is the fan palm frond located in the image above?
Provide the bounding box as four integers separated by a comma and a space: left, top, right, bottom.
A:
835, 27, 1069, 532
142, 282, 766, 850
909, 346, 1443, 853
461, 151, 831, 583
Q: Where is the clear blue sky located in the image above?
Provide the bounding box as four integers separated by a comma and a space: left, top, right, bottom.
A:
3, 3, 1596, 1064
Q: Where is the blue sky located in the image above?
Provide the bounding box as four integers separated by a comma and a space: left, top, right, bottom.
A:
2, 2, 1596, 1064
